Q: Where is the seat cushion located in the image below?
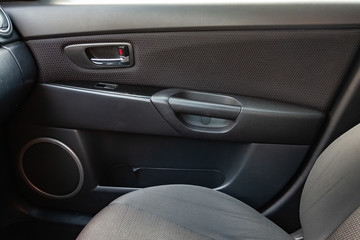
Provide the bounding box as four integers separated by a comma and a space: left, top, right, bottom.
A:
78, 185, 292, 240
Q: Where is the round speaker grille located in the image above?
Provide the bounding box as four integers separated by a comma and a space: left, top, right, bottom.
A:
19, 138, 84, 199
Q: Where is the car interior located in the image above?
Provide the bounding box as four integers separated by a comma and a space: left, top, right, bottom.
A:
1, 0, 360, 239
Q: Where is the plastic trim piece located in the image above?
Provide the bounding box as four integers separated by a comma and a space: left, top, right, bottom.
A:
18, 137, 85, 199
152, 89, 324, 144
0, 6, 12, 37
0, 42, 36, 122
16, 84, 324, 144
5, 3, 360, 38
16, 83, 179, 137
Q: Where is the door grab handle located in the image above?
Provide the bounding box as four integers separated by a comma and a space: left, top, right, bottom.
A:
168, 97, 241, 120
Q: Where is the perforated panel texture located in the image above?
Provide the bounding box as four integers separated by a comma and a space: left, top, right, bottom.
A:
27, 30, 360, 111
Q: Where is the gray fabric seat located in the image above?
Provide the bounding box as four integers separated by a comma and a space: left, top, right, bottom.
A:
78, 124, 360, 240
78, 185, 292, 240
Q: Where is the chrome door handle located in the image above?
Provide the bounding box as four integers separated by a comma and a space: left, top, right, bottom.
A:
64, 42, 134, 69
90, 56, 130, 66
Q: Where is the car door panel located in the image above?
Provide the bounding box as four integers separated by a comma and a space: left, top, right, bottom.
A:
3, 2, 360, 234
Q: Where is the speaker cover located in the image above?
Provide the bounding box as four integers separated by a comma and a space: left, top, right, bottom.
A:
19, 138, 84, 199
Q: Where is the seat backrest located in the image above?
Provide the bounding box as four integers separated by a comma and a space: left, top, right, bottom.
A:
300, 124, 360, 240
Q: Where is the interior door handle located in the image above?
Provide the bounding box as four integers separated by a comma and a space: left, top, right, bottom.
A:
168, 96, 241, 120
64, 42, 134, 69
90, 56, 130, 66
